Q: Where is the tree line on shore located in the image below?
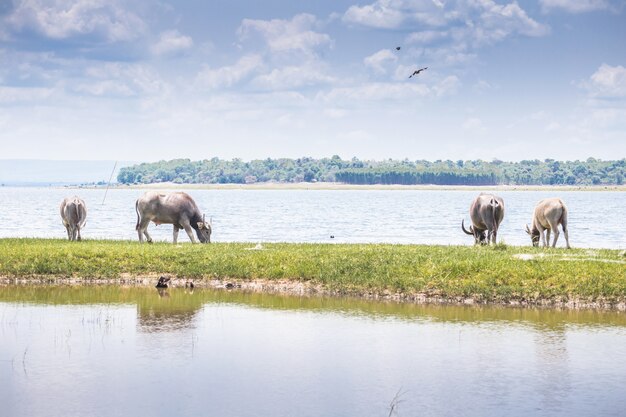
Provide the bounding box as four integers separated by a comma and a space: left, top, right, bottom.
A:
116, 156, 625, 186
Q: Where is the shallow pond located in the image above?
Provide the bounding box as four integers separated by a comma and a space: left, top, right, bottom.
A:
1, 286, 626, 417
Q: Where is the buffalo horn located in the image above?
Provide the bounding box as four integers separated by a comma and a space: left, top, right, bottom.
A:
525, 224, 531, 235
461, 219, 473, 235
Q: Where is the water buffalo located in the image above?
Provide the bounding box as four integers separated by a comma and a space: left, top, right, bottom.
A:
461, 193, 505, 245
526, 198, 571, 248
135, 191, 212, 244
60, 196, 87, 241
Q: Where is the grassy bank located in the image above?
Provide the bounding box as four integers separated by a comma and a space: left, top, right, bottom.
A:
1, 239, 625, 306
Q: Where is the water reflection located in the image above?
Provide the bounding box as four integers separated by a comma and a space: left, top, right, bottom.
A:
2, 286, 626, 417
534, 328, 571, 413
1, 285, 626, 329
137, 288, 203, 332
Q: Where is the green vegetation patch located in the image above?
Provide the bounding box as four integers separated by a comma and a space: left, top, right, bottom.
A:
1, 239, 625, 304
116, 156, 626, 186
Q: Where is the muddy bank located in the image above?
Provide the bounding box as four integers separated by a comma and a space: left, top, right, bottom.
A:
2, 275, 625, 312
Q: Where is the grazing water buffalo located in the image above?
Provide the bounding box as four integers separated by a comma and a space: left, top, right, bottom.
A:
526, 198, 571, 248
461, 193, 505, 245
135, 191, 212, 244
60, 196, 87, 241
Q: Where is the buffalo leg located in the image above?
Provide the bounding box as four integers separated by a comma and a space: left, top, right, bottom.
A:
137, 219, 152, 243
487, 229, 496, 245
551, 229, 560, 248
173, 226, 180, 244
181, 220, 197, 243
183, 225, 197, 243
563, 226, 571, 249
76, 226, 82, 242
137, 224, 145, 243
143, 228, 153, 243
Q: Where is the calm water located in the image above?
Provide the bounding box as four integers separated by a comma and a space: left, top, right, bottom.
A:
1, 286, 626, 417
0, 187, 625, 248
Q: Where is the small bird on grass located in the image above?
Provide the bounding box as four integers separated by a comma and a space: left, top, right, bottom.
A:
156, 276, 171, 288
409, 67, 428, 78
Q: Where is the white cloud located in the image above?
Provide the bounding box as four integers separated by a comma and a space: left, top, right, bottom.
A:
343, 0, 405, 28
343, 0, 455, 28
364, 49, 398, 74
413, 46, 478, 67
196, 55, 263, 89
473, 79, 494, 92
337, 129, 375, 141
5, 0, 145, 41
462, 117, 485, 131
344, 0, 549, 46
545, 121, 561, 132
586, 64, 626, 98
324, 108, 348, 119
405, 30, 449, 44
74, 80, 135, 97
151, 30, 193, 56
530, 110, 548, 120
539, 0, 611, 13
586, 108, 626, 128
238, 13, 332, 54
252, 65, 335, 90
432, 75, 460, 96
320, 82, 430, 103
0, 86, 54, 103
473, 0, 550, 41
318, 74, 460, 103
76, 63, 164, 96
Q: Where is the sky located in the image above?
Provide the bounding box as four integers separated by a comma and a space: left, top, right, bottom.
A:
0, 0, 625, 162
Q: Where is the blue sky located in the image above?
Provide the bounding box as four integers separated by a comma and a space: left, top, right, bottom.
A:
0, 0, 624, 162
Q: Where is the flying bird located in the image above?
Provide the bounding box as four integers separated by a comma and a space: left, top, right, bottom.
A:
409, 67, 428, 78
395, 46, 401, 51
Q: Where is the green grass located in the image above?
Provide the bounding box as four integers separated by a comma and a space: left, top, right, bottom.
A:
1, 238, 625, 304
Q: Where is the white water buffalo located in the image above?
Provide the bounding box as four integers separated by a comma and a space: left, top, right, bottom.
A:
60, 196, 87, 241
461, 193, 505, 245
526, 198, 571, 248
135, 191, 212, 244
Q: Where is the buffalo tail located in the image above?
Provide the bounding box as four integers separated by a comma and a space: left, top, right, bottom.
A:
135, 200, 140, 231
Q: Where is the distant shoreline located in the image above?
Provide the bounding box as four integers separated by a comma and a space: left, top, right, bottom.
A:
70, 182, 626, 192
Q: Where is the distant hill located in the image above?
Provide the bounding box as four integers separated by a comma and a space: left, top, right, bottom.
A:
0, 160, 133, 186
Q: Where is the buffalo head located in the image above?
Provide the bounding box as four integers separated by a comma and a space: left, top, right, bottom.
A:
525, 224, 540, 247
196, 214, 212, 243
462, 219, 487, 245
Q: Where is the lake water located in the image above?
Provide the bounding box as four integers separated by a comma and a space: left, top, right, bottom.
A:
1, 286, 626, 417
0, 187, 624, 248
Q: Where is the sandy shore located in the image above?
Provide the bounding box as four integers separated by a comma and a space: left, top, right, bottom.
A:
2, 275, 625, 311
78, 182, 626, 192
